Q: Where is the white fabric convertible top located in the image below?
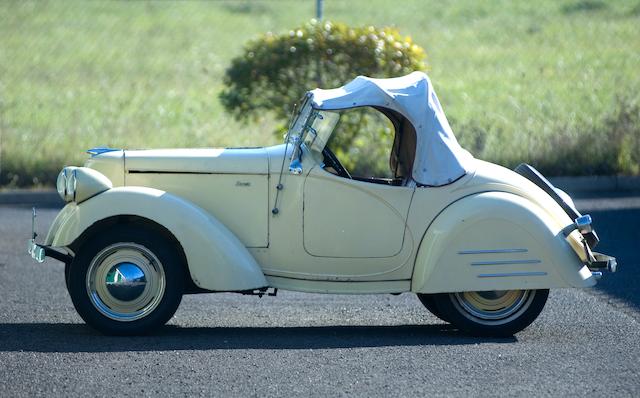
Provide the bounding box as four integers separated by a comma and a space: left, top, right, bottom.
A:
310, 71, 474, 186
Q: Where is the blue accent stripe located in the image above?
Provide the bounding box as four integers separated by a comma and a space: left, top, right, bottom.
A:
458, 249, 528, 255
471, 259, 542, 266
478, 271, 547, 278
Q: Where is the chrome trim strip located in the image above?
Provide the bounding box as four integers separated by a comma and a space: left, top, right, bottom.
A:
478, 271, 547, 278
471, 259, 542, 266
458, 249, 528, 255
87, 147, 120, 156
127, 170, 268, 176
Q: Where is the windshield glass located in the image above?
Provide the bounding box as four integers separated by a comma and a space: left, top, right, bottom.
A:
285, 94, 341, 168
303, 110, 340, 155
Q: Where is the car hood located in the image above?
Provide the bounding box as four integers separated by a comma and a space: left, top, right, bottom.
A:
124, 148, 269, 175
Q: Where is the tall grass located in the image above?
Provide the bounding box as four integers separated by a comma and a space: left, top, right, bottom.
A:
0, 0, 639, 186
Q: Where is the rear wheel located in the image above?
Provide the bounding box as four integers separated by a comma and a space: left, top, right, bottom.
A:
416, 294, 451, 323
431, 289, 549, 336
67, 224, 184, 335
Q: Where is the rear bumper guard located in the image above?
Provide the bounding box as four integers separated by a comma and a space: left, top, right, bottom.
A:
561, 213, 617, 275
588, 252, 617, 276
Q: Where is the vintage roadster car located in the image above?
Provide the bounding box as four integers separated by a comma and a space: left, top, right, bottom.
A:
29, 72, 616, 336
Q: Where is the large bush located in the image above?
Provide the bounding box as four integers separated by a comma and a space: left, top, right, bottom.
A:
219, 20, 426, 176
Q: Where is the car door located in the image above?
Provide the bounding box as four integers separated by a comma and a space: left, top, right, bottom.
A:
301, 166, 415, 277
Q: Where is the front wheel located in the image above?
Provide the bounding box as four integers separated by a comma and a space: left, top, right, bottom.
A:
431, 289, 549, 336
67, 224, 184, 335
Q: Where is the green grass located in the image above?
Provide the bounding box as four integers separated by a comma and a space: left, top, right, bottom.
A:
1, 0, 639, 186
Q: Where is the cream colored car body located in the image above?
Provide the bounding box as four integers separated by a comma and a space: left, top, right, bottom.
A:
44, 144, 595, 294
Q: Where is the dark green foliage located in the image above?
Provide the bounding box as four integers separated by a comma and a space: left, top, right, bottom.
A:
562, 0, 607, 14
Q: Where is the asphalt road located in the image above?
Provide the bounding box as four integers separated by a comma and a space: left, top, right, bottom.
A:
1, 194, 639, 397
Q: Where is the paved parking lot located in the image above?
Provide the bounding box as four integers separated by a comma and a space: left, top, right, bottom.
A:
1, 194, 639, 397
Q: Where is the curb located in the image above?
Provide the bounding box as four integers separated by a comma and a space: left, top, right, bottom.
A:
0, 190, 63, 207
1, 176, 640, 206
549, 176, 640, 193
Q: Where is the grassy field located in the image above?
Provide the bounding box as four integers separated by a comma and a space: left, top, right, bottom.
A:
1, 0, 639, 186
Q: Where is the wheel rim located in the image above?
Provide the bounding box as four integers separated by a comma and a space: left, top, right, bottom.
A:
86, 243, 166, 322
452, 290, 535, 325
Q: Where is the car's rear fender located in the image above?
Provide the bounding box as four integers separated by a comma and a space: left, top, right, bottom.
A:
45, 186, 268, 292
411, 191, 595, 293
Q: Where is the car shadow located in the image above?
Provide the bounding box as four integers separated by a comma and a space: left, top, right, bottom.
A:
0, 323, 516, 353
583, 207, 640, 312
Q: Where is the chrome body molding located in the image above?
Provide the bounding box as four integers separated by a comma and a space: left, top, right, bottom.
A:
478, 271, 548, 278
458, 249, 528, 255
471, 259, 542, 266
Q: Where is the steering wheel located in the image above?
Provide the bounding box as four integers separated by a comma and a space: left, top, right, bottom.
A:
322, 146, 352, 179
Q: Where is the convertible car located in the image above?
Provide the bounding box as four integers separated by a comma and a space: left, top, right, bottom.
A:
28, 72, 616, 336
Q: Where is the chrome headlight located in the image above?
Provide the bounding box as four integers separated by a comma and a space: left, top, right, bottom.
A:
56, 166, 112, 203
56, 167, 78, 202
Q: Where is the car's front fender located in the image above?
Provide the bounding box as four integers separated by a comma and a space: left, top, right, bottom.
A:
411, 192, 595, 293
45, 186, 268, 291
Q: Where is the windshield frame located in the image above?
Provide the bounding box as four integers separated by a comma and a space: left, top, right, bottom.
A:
286, 93, 341, 153
285, 93, 315, 146
286, 93, 343, 174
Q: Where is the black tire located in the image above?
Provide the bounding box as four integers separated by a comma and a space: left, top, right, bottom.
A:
431, 289, 549, 337
67, 224, 184, 335
416, 293, 451, 323
65, 261, 71, 291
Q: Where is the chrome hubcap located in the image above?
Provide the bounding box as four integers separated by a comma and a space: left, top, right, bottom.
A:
453, 290, 535, 325
87, 243, 165, 322
105, 262, 147, 302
